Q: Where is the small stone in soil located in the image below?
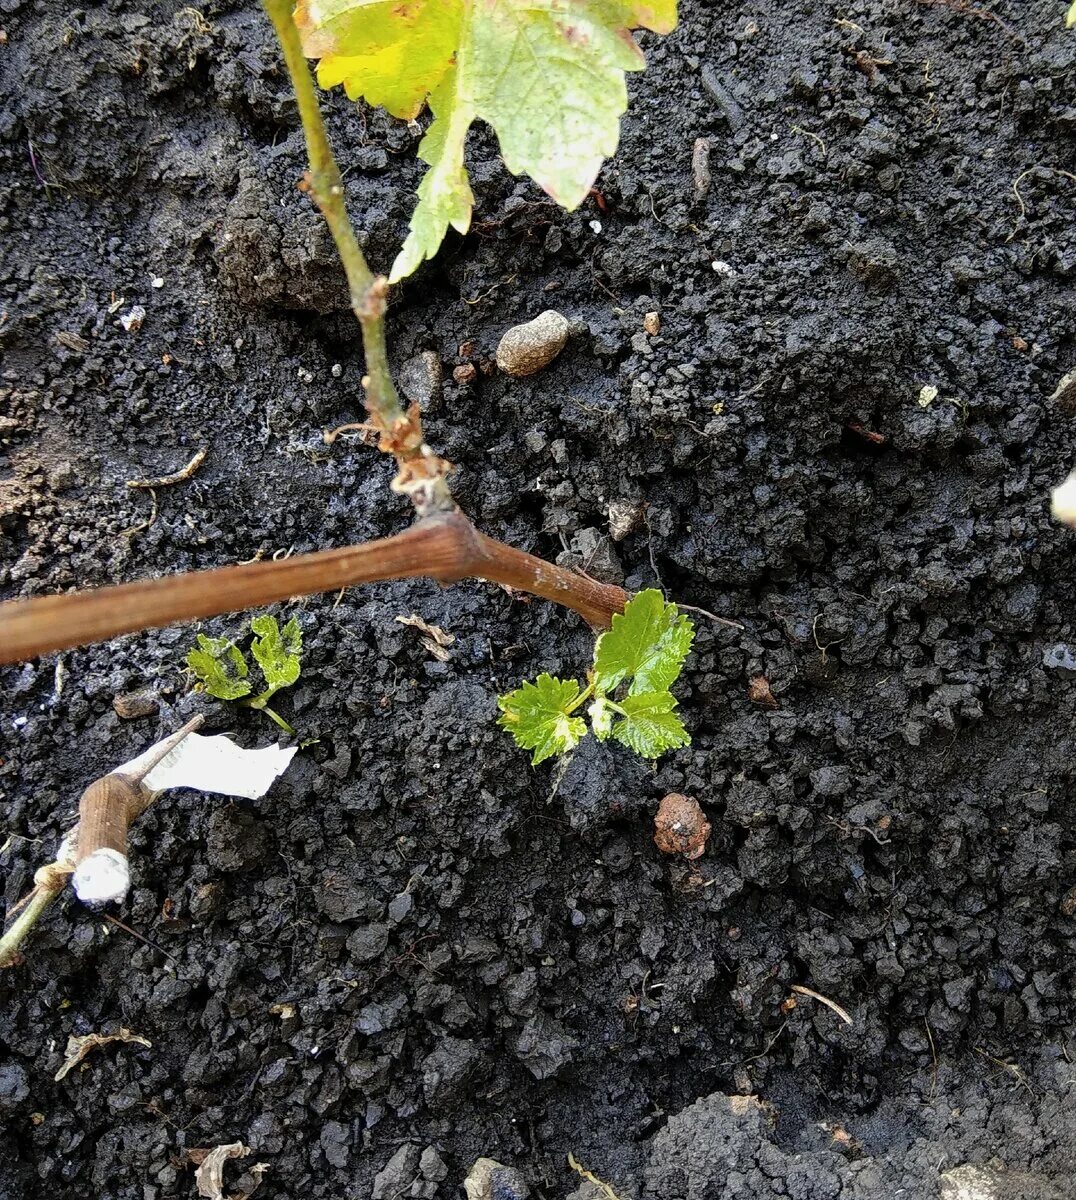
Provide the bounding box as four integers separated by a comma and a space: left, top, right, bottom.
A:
346, 923, 390, 963
119, 305, 146, 332
1048, 369, 1076, 413
464, 1158, 531, 1200
512, 1013, 578, 1080
0, 1063, 30, 1111
112, 691, 159, 719
607, 499, 644, 541
399, 350, 444, 410
420, 1147, 448, 1182
496, 311, 569, 377
1042, 644, 1076, 676
654, 793, 711, 860
372, 1144, 421, 1200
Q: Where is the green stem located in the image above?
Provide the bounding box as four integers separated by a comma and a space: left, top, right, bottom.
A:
0, 877, 67, 969
565, 682, 595, 715
244, 690, 297, 735
260, 0, 404, 431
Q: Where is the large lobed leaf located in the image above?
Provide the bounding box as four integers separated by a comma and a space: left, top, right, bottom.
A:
611, 690, 689, 757
295, 0, 678, 280
593, 588, 694, 697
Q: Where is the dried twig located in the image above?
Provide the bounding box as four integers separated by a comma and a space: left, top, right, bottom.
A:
790, 984, 854, 1025
120, 487, 159, 538
790, 124, 827, 156
676, 602, 745, 631
323, 420, 377, 445
1007, 167, 1076, 242
567, 1152, 623, 1200
925, 1018, 938, 1100
126, 447, 208, 489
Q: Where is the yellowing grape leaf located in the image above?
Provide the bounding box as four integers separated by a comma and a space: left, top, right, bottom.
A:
295, 0, 678, 280
296, 0, 460, 118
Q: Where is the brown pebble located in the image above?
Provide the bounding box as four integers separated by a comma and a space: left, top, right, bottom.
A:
1060, 885, 1076, 918
453, 363, 477, 385
643, 311, 661, 336
1012, 336, 1028, 351
495, 310, 570, 377
654, 793, 711, 860
112, 692, 159, 719
748, 675, 779, 709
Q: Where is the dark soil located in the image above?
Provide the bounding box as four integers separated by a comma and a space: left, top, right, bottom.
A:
2, 0, 1076, 1196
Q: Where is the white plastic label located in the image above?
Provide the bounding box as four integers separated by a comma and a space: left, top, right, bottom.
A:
117, 733, 297, 800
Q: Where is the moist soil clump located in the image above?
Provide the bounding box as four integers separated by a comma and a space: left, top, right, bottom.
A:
2, 0, 1076, 1197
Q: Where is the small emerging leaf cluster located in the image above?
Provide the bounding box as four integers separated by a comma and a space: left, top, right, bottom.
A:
498, 590, 694, 765
186, 615, 303, 733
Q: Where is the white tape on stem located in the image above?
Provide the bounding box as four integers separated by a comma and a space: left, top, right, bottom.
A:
72, 734, 297, 903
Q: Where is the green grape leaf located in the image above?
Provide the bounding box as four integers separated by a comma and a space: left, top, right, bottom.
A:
186, 634, 252, 701
611, 690, 689, 758
497, 673, 587, 765
298, 0, 678, 279
593, 589, 694, 697
250, 615, 303, 692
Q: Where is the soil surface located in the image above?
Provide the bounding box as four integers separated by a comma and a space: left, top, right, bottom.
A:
2, 0, 1076, 1197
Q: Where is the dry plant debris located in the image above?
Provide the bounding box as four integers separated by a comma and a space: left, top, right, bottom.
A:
396, 613, 455, 661
567, 1151, 624, 1199
190, 1142, 268, 1200
126, 446, 208, 490
55, 1028, 152, 1081
790, 984, 854, 1025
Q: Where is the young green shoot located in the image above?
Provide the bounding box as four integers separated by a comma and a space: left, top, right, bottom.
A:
186, 615, 303, 733
498, 590, 694, 764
